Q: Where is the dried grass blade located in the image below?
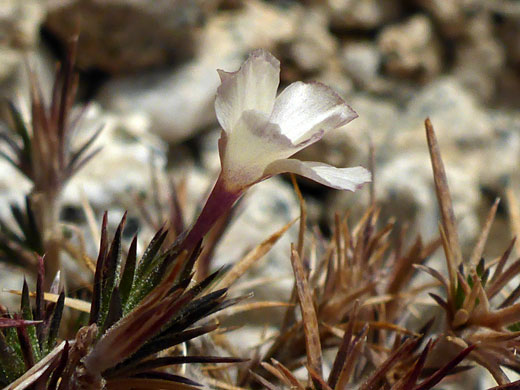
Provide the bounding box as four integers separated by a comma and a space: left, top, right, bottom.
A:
499, 281, 520, 309
438, 224, 457, 299
0, 318, 41, 328
218, 301, 292, 317
507, 187, 520, 256
260, 362, 292, 386
204, 378, 248, 390
412, 345, 475, 390
168, 177, 185, 237
475, 301, 520, 328
425, 118, 463, 284
290, 174, 306, 258
4, 290, 91, 313
489, 237, 516, 284
307, 364, 333, 390
336, 324, 368, 389
469, 198, 500, 267
4, 341, 65, 390
290, 246, 323, 381
360, 338, 418, 390
249, 370, 280, 390
271, 359, 305, 390
387, 236, 423, 299
413, 264, 449, 290
215, 218, 296, 290
328, 302, 358, 388
105, 378, 200, 390
487, 258, 520, 299
394, 340, 432, 390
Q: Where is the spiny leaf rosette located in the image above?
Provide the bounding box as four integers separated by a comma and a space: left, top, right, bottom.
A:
415, 119, 520, 387
0, 37, 101, 286
0, 214, 244, 390
180, 49, 370, 251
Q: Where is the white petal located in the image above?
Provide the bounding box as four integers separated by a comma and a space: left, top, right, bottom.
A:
270, 81, 358, 144
264, 159, 371, 191
220, 110, 295, 191
215, 49, 280, 133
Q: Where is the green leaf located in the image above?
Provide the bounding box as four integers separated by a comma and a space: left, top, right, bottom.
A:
99, 213, 126, 327
90, 212, 108, 325
45, 292, 65, 353
134, 227, 168, 281
0, 330, 24, 382
102, 287, 123, 334
119, 234, 138, 306
21, 279, 41, 362
15, 319, 35, 369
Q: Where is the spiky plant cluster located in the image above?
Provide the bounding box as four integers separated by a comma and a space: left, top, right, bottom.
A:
0, 213, 243, 390
0, 196, 43, 270
0, 37, 101, 285
413, 119, 520, 386
213, 169, 435, 387
230, 121, 520, 390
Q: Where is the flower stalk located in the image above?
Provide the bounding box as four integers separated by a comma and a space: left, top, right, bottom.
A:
179, 175, 242, 253
31, 190, 61, 288
176, 49, 370, 261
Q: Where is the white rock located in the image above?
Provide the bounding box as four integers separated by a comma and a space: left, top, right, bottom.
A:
44, 0, 215, 73
290, 9, 337, 72
98, 0, 299, 143
62, 103, 167, 210
398, 78, 493, 147
327, 0, 402, 30
0, 0, 45, 81
378, 14, 442, 81
341, 41, 382, 87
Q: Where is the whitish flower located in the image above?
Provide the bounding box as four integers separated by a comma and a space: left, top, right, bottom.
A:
179, 49, 370, 252
216, 49, 371, 193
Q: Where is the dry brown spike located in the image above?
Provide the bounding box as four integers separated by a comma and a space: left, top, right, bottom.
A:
425, 118, 463, 290
290, 245, 323, 385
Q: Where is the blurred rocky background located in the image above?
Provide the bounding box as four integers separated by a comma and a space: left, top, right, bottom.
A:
0, 0, 519, 316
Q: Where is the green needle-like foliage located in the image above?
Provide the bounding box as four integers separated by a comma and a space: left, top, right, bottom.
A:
0, 213, 244, 390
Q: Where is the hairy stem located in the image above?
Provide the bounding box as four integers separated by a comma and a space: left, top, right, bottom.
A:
32, 189, 61, 289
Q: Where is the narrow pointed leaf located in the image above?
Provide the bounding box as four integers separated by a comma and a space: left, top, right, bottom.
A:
105, 323, 219, 378
20, 279, 40, 361
119, 234, 138, 306
90, 212, 108, 325
46, 292, 65, 352
0, 331, 24, 382
412, 345, 475, 390
99, 212, 127, 326
134, 227, 168, 280
102, 287, 123, 333
48, 341, 69, 390
15, 319, 35, 370
290, 246, 322, 380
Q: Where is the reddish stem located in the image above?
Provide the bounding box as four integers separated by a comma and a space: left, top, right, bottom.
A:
178, 175, 242, 253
